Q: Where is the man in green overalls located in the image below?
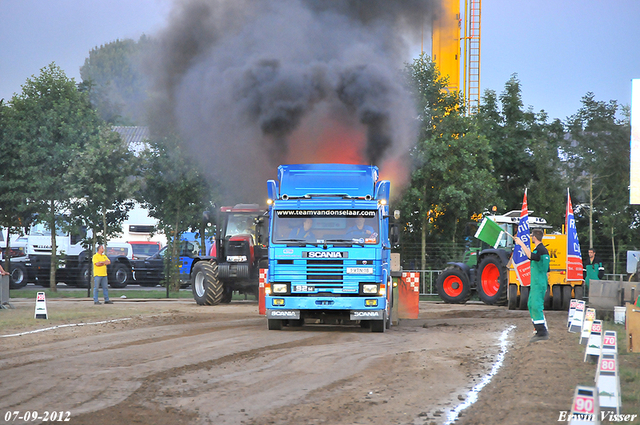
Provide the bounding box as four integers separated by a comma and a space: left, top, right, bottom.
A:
515, 229, 550, 342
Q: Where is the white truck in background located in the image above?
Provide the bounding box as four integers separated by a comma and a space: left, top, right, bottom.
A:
24, 202, 165, 288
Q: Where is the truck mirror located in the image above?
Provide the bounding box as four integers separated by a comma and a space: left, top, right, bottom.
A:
393, 210, 401, 221
390, 223, 400, 246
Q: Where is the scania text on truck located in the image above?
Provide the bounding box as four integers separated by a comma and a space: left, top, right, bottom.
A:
265, 164, 399, 332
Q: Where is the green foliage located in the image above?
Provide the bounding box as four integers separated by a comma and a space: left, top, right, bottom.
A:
474, 74, 568, 224
138, 135, 219, 290
67, 126, 140, 249
5, 64, 102, 289
398, 54, 497, 251
80, 36, 152, 125
564, 93, 640, 271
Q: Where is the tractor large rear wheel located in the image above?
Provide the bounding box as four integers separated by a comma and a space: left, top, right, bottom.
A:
476, 256, 507, 305
191, 261, 223, 305
435, 268, 471, 304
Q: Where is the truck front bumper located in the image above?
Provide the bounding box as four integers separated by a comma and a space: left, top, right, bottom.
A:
265, 296, 387, 320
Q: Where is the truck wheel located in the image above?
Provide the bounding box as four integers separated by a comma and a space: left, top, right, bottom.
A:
221, 288, 233, 304
371, 315, 386, 333
268, 319, 283, 330
435, 268, 471, 304
191, 261, 223, 305
74, 264, 91, 288
519, 285, 529, 310
508, 284, 518, 310
544, 285, 552, 309
574, 285, 584, 301
476, 256, 507, 305
551, 285, 562, 310
561, 285, 572, 310
110, 263, 131, 288
9, 263, 28, 289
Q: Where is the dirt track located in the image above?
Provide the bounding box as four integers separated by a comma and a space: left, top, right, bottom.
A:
0, 299, 608, 424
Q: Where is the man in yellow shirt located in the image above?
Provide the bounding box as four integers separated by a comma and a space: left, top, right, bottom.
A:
93, 245, 112, 305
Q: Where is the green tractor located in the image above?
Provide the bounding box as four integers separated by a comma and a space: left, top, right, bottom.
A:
435, 211, 549, 306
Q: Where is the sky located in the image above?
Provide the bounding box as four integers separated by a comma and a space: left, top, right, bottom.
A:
1, 0, 639, 122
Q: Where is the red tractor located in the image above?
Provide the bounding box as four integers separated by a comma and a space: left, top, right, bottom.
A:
191, 204, 268, 305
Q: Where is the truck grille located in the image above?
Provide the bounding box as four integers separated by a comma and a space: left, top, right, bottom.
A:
226, 240, 249, 257
306, 259, 343, 284
272, 258, 378, 294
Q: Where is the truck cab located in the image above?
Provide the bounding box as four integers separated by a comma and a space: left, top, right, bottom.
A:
265, 164, 397, 332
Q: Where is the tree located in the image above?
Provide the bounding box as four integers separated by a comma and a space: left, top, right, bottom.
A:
564, 93, 639, 273
138, 135, 218, 293
398, 54, 497, 269
475, 75, 567, 225
0, 100, 35, 272
67, 127, 139, 268
80, 36, 152, 125
7, 63, 102, 290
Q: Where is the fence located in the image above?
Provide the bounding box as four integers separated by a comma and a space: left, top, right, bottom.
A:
400, 269, 442, 296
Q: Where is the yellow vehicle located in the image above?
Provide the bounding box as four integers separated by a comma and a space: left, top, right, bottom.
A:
507, 232, 585, 311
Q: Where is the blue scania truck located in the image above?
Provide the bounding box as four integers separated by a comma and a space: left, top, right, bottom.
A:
265, 164, 399, 332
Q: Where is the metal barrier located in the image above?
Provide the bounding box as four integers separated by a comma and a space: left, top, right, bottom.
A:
401, 270, 442, 296
0, 274, 9, 308
603, 274, 628, 282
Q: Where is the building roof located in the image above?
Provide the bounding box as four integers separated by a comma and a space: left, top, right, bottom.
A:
112, 126, 150, 155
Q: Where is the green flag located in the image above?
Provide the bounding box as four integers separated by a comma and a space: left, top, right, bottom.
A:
474, 217, 504, 249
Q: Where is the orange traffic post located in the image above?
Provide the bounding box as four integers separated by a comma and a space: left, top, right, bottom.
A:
398, 272, 420, 319
258, 268, 266, 315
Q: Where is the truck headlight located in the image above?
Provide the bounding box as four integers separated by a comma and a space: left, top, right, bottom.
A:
362, 284, 378, 294
227, 256, 247, 262
272, 283, 287, 294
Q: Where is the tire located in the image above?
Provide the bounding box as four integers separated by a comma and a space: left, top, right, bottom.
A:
109, 263, 131, 288
476, 256, 508, 305
508, 284, 518, 310
544, 285, 552, 310
371, 313, 386, 333
75, 263, 91, 288
191, 261, 223, 306
561, 285, 572, 310
435, 268, 471, 304
552, 285, 562, 310
9, 263, 28, 289
519, 285, 530, 310
268, 319, 283, 330
288, 318, 304, 327
221, 288, 233, 304
574, 285, 584, 301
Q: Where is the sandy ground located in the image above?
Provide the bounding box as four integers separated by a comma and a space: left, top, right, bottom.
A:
0, 298, 628, 425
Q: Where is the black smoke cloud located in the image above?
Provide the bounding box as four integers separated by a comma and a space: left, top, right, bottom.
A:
147, 0, 432, 202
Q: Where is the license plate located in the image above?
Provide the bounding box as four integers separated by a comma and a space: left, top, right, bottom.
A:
294, 285, 315, 292
346, 267, 373, 274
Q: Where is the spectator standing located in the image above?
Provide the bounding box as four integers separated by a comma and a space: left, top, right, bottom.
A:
583, 248, 604, 298
93, 245, 112, 305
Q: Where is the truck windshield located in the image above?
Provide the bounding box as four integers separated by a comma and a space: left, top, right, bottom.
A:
272, 210, 379, 245
29, 223, 67, 237
226, 214, 257, 238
